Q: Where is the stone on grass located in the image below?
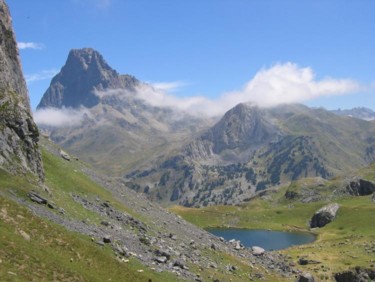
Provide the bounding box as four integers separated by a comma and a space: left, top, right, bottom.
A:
103, 235, 111, 243
295, 272, 314, 282
310, 203, 339, 228
252, 246, 265, 256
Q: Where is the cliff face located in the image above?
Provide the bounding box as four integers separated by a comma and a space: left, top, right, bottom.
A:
0, 0, 44, 180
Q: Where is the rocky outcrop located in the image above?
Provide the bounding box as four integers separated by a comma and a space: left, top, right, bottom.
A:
347, 178, 375, 196
0, 0, 43, 180
37, 48, 139, 109
334, 267, 375, 282
310, 203, 339, 228
295, 273, 315, 282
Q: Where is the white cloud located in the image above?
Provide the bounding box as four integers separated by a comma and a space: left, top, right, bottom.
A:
151, 81, 187, 92
33, 107, 90, 127
133, 63, 361, 116
222, 62, 361, 109
25, 69, 59, 83
17, 42, 45, 50
93, 63, 361, 117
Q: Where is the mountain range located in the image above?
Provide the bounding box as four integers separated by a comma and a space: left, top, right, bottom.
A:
2, 1, 375, 280
37, 48, 375, 207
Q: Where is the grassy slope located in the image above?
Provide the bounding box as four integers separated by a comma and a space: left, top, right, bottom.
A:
171, 178, 375, 280
0, 145, 290, 282
0, 152, 180, 282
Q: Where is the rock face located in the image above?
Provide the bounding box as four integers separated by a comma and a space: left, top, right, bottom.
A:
0, 0, 43, 180
347, 178, 375, 196
310, 203, 340, 228
37, 48, 139, 109
184, 103, 281, 164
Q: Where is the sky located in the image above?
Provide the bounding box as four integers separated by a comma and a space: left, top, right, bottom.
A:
7, 0, 375, 113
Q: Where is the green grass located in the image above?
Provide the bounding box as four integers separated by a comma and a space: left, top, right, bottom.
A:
0, 195, 180, 282
171, 189, 375, 281
0, 149, 182, 282
1, 145, 290, 281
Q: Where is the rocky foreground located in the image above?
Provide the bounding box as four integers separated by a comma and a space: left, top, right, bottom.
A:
16, 138, 306, 282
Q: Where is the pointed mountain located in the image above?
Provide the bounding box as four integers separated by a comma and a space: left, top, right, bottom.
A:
37, 48, 138, 109
184, 103, 281, 163
0, 0, 43, 179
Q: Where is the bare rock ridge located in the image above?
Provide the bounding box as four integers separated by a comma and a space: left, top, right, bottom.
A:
37, 48, 139, 109
0, 0, 43, 180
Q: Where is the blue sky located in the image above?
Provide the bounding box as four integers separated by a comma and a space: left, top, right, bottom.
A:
7, 0, 375, 112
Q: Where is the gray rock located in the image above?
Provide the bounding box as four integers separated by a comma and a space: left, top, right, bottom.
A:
154, 249, 171, 260
0, 0, 44, 180
310, 203, 340, 228
285, 190, 299, 200
252, 246, 265, 256
347, 179, 375, 196
60, 150, 71, 161
298, 258, 309, 265
28, 192, 47, 205
295, 272, 314, 282
103, 235, 111, 243
155, 256, 168, 263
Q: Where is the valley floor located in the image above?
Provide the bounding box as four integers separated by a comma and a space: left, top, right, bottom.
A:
171, 187, 375, 281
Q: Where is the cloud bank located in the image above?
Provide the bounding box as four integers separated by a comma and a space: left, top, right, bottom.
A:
17, 42, 45, 50
33, 62, 361, 128
34, 107, 90, 127
135, 62, 361, 116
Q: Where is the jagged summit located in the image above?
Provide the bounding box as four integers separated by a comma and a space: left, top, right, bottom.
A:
37, 48, 138, 109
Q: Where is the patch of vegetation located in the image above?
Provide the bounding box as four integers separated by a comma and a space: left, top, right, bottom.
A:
171, 174, 375, 279
0, 195, 180, 282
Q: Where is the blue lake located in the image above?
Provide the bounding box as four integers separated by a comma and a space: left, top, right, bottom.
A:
207, 228, 316, 251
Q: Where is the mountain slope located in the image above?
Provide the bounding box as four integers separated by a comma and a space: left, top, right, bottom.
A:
128, 103, 375, 207
0, 0, 43, 179
332, 107, 375, 121
37, 48, 214, 175
0, 5, 292, 279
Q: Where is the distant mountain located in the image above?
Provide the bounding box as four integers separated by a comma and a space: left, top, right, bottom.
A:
37, 48, 139, 109
37, 49, 375, 208
37, 48, 214, 175
331, 107, 375, 121
0, 0, 43, 179
128, 103, 375, 207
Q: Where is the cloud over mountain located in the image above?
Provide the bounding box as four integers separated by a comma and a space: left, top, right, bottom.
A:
135, 63, 361, 116
33, 107, 90, 127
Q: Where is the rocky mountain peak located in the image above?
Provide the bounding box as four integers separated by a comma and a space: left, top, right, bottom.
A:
37, 48, 139, 109
64, 48, 117, 77
206, 103, 280, 153
0, 0, 44, 180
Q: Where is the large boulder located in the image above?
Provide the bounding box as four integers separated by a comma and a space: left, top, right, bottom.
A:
310, 203, 339, 228
251, 246, 265, 256
347, 178, 375, 196
295, 273, 314, 282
